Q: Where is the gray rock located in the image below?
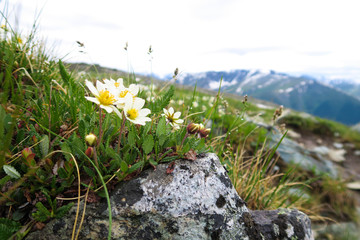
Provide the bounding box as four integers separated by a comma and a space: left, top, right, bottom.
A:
271, 133, 339, 178
26, 153, 313, 240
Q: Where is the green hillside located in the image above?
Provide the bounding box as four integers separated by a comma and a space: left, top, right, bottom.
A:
1, 22, 360, 240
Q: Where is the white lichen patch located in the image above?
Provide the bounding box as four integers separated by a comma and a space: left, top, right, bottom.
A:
286, 222, 295, 237
273, 224, 280, 236
131, 153, 245, 217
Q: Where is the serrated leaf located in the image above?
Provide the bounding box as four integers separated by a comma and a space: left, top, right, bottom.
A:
182, 142, 191, 154
120, 161, 128, 173
60, 142, 72, 161
78, 119, 86, 139
3, 165, 21, 179
83, 166, 95, 178
160, 156, 179, 163
40, 135, 49, 157
0, 218, 21, 240
141, 122, 152, 138
55, 202, 74, 219
32, 202, 51, 222
127, 129, 136, 147
142, 135, 154, 155
156, 117, 166, 137
58, 168, 68, 179
158, 134, 167, 147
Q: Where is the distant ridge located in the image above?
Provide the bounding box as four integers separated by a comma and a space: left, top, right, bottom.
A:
177, 69, 360, 125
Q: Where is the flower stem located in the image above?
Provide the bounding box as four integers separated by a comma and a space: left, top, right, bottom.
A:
117, 112, 126, 153
93, 146, 99, 169
97, 107, 103, 148
180, 132, 189, 150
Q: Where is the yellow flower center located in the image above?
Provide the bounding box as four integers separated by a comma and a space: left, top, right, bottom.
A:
98, 90, 115, 106
127, 108, 139, 120
166, 113, 176, 123
119, 90, 129, 98
114, 82, 120, 88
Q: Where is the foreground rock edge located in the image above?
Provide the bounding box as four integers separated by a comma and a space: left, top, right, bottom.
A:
26, 152, 313, 240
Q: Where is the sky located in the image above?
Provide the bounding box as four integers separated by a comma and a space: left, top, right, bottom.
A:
2, 0, 360, 81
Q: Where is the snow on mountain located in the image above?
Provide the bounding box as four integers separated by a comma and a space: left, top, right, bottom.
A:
175, 69, 360, 125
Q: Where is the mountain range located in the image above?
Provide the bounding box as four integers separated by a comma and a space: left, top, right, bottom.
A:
176, 69, 360, 125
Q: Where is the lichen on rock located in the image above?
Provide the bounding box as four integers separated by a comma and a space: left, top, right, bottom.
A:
26, 153, 313, 240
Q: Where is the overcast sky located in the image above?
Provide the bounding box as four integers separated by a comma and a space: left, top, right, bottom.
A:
2, 0, 360, 81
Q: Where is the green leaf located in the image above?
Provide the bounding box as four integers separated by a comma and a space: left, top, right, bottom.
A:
120, 161, 128, 173
142, 135, 154, 155
83, 166, 96, 178
182, 142, 191, 153
3, 165, 21, 179
0, 218, 21, 240
40, 135, 49, 157
141, 122, 152, 138
32, 202, 51, 222
150, 85, 174, 113
128, 161, 143, 173
0, 175, 11, 186
60, 142, 72, 161
78, 119, 86, 139
160, 156, 179, 163
58, 168, 68, 179
55, 202, 74, 219
149, 158, 158, 166
156, 117, 166, 137
59, 60, 70, 85
158, 134, 167, 147
127, 129, 136, 147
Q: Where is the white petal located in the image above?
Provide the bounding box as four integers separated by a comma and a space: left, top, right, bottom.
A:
168, 107, 174, 115
129, 84, 139, 95
163, 108, 168, 115
116, 103, 125, 109
100, 105, 113, 113
133, 97, 145, 110
85, 96, 100, 105
123, 94, 134, 110
116, 78, 124, 85
85, 80, 99, 96
111, 106, 123, 119
134, 116, 151, 125
103, 79, 114, 85
175, 119, 184, 124
173, 112, 181, 119
96, 80, 106, 92
139, 108, 151, 117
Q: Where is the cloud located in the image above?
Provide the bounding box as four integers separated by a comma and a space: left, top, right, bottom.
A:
216, 46, 288, 56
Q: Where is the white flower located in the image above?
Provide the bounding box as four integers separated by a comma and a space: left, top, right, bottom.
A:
162, 107, 184, 129
84, 80, 121, 116
115, 84, 140, 109
123, 94, 151, 125
193, 101, 199, 108
104, 78, 125, 90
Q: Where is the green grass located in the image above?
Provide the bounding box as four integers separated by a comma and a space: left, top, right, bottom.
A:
0, 15, 359, 240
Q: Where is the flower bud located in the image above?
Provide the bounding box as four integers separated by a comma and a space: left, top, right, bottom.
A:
85, 133, 97, 147
186, 123, 201, 134
199, 127, 211, 138
85, 147, 94, 158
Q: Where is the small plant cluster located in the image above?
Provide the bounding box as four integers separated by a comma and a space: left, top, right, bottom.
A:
2, 11, 360, 240
0, 20, 213, 239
